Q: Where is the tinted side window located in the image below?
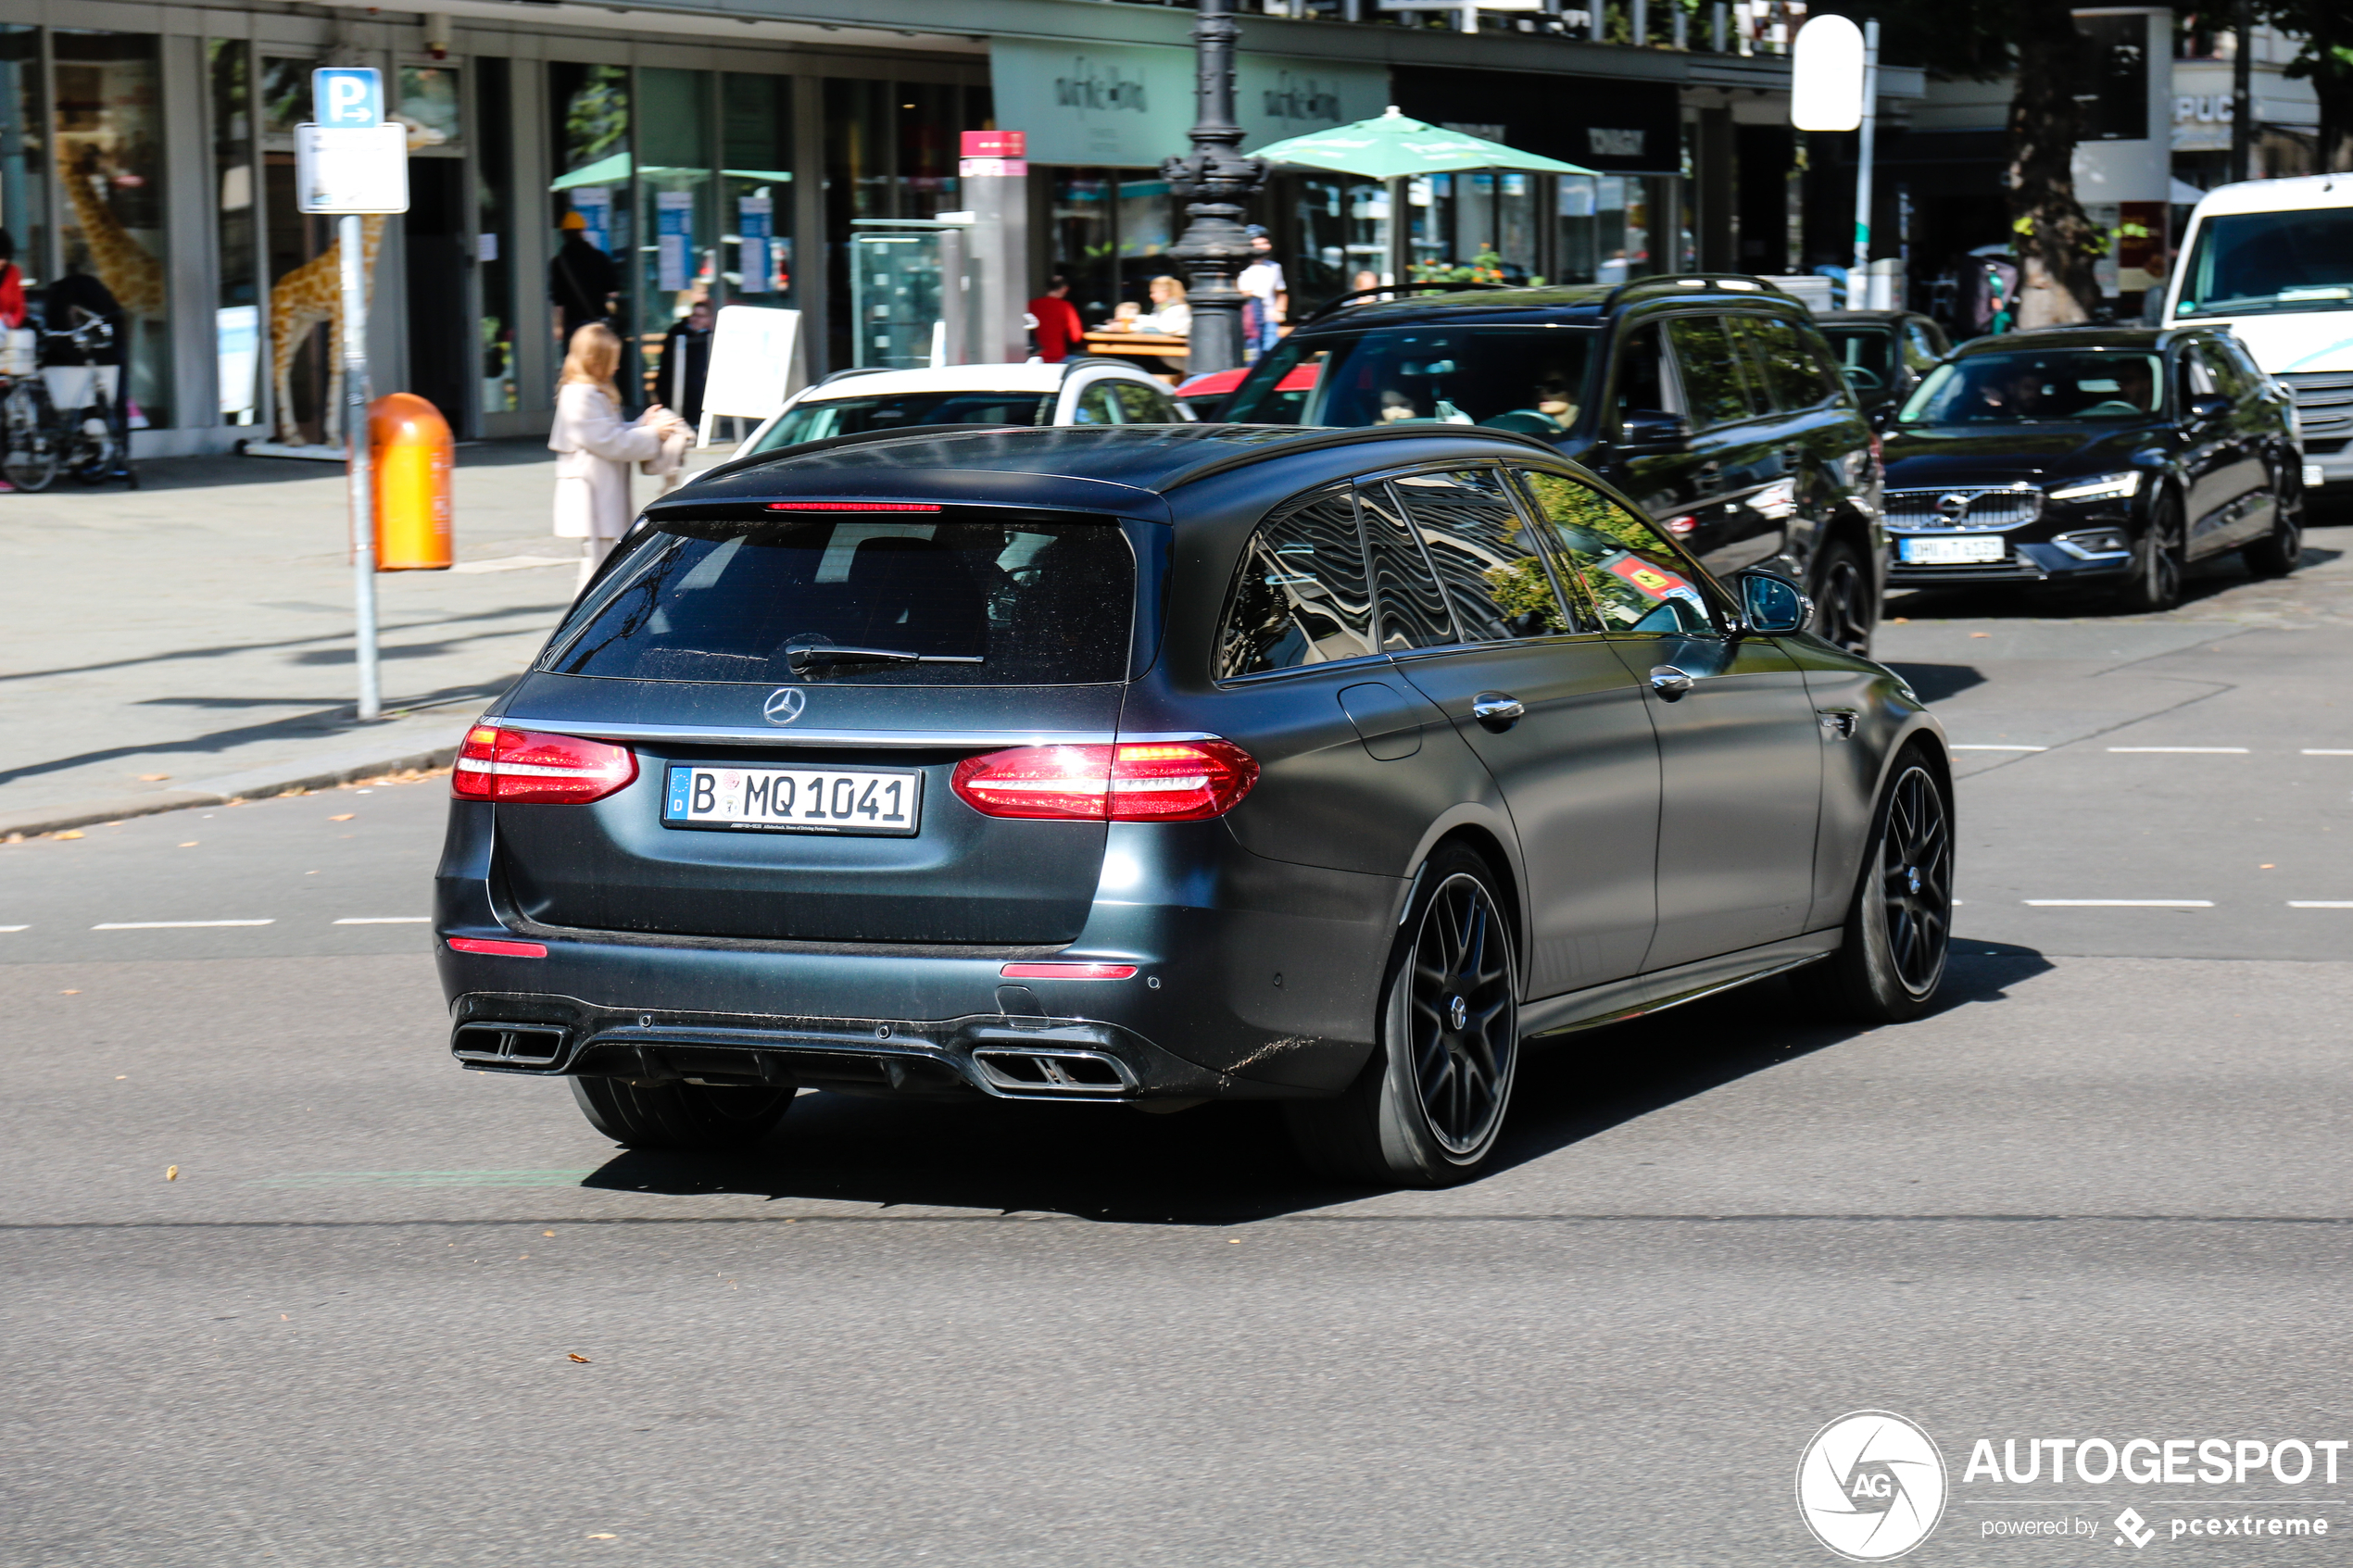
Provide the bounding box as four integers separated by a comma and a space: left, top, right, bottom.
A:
1214, 493, 1378, 679
1667, 315, 1757, 428
1358, 483, 1456, 651
1613, 322, 1674, 424
1514, 468, 1718, 636
1731, 316, 1834, 410
2180, 347, 2219, 400
1113, 380, 1179, 423
2200, 340, 2254, 398
1072, 383, 1121, 424
1901, 320, 1943, 372
1390, 469, 1583, 640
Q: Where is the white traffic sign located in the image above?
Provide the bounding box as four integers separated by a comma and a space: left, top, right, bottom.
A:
1791, 14, 1866, 132
294, 123, 409, 214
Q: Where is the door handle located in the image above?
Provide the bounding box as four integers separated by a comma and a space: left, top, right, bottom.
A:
1470, 692, 1526, 730
1649, 665, 1695, 699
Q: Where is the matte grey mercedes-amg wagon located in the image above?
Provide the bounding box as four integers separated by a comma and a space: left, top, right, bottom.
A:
435, 423, 1950, 1185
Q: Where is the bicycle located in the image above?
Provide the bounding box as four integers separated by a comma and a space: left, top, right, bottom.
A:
0, 326, 57, 492
41, 316, 136, 489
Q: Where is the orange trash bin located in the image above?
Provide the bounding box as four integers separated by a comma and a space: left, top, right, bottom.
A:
369, 392, 453, 571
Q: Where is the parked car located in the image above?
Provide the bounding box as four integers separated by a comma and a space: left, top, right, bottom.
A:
436, 423, 1952, 1186
737, 358, 1188, 456
1814, 308, 1952, 417
1221, 276, 1888, 654
1880, 325, 2305, 610
1175, 359, 1318, 421
2162, 174, 2353, 496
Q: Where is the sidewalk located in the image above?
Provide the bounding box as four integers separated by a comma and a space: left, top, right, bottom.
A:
0, 441, 730, 837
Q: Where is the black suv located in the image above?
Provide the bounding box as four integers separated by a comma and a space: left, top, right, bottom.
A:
1224, 276, 1888, 654
436, 424, 1950, 1187
1880, 326, 2305, 610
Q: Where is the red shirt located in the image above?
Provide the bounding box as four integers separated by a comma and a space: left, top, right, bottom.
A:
1028, 295, 1084, 362
0, 265, 22, 331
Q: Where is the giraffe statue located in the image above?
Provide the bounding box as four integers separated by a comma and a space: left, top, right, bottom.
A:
267, 116, 445, 446
268, 214, 387, 446
57, 144, 165, 318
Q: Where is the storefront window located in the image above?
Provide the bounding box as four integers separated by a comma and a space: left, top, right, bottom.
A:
636, 67, 713, 398
55, 30, 170, 429
210, 40, 259, 425
1115, 175, 1174, 302
259, 56, 310, 136
551, 60, 630, 355
396, 66, 461, 147
0, 27, 46, 296
1047, 169, 1114, 325
476, 57, 516, 416
1289, 175, 1379, 311
722, 73, 792, 305
896, 82, 958, 219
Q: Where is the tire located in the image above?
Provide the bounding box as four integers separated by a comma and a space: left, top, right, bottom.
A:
2113, 492, 2184, 612
2242, 483, 2302, 578
3, 382, 57, 493
570, 1075, 795, 1151
1285, 847, 1519, 1186
1808, 536, 1876, 656
1794, 749, 1953, 1024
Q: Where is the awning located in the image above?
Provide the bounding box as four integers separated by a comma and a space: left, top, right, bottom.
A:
1244, 107, 1595, 179
550, 155, 794, 191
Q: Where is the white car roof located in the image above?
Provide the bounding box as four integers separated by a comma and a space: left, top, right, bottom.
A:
2184, 175, 2353, 219
796, 361, 1089, 402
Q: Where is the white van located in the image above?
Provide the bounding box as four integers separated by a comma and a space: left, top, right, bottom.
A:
2163, 175, 2353, 493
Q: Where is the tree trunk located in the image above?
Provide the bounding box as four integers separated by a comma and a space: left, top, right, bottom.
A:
2006, 4, 2102, 329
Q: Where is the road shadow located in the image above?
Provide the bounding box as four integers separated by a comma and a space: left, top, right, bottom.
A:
1889, 537, 2344, 622
1882, 662, 1984, 704
577, 945, 2057, 1223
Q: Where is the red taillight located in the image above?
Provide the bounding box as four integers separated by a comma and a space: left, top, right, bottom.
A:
950, 739, 1259, 822
446, 936, 547, 958
765, 501, 941, 512
450, 725, 637, 804
1000, 962, 1138, 980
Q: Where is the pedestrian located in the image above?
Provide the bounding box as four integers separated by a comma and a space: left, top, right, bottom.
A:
2139, 246, 2174, 325
1026, 273, 1085, 363
1238, 226, 1287, 358
655, 299, 714, 430
549, 322, 689, 590
549, 210, 620, 339
0, 228, 25, 331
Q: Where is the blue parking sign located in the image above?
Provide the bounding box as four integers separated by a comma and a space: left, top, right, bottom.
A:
314, 67, 383, 128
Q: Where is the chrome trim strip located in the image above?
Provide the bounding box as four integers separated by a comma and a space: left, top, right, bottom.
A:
497, 720, 1220, 750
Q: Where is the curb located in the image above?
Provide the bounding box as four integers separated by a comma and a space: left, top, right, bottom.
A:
0, 741, 466, 841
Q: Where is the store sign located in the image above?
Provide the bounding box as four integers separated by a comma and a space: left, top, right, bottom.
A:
738, 195, 774, 294
1394, 65, 1680, 175
571, 186, 612, 256
655, 190, 693, 293
992, 39, 1386, 167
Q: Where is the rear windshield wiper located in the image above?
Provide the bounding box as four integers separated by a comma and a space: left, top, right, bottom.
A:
785, 644, 984, 675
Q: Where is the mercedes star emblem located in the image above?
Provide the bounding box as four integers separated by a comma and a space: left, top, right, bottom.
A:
762, 687, 807, 725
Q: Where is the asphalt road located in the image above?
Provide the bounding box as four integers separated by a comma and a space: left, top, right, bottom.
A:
6, 524, 2352, 1565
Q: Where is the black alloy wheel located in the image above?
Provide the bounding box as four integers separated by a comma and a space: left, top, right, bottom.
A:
571, 1075, 796, 1151
1286, 848, 1520, 1186
2, 382, 57, 493
2116, 493, 2184, 612
1809, 538, 1875, 656
1795, 750, 1952, 1024
2243, 481, 2303, 578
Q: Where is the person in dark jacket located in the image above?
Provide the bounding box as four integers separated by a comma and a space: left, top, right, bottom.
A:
654, 299, 713, 428
549, 211, 621, 336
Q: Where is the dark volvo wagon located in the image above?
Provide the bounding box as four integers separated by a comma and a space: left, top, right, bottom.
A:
436, 424, 1952, 1185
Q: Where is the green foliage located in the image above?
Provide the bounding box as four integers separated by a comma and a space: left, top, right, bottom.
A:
1411, 246, 1507, 284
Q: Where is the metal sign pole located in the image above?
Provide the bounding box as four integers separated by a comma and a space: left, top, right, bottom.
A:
339, 211, 381, 721
1850, 18, 1880, 307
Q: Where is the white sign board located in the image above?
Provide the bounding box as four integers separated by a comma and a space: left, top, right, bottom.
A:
698, 306, 803, 445
294, 123, 409, 214
1790, 16, 1866, 132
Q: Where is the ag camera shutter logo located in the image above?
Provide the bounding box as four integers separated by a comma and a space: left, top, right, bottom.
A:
1797, 1411, 1948, 1561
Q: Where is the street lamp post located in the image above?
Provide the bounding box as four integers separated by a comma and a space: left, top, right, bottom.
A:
1162, 0, 1265, 376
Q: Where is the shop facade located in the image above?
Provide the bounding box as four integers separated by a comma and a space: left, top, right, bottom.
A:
6, 0, 1820, 458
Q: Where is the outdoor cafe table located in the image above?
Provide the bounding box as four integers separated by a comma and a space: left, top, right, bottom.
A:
1084, 331, 1189, 381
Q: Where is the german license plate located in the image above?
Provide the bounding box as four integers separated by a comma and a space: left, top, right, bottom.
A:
1900, 534, 2007, 565
662, 764, 922, 835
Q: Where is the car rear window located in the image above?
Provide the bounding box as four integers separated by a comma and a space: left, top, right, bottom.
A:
1225, 325, 1596, 436
544, 514, 1135, 686
749, 391, 1053, 453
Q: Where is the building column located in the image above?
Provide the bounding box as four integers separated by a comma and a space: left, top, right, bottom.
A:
1693, 105, 1734, 272
509, 54, 553, 424
791, 73, 827, 380
160, 31, 217, 456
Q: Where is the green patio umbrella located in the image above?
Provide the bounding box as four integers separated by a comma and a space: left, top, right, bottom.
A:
1246, 107, 1595, 287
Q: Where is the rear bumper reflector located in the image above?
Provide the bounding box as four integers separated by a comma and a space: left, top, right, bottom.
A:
447, 936, 549, 958
999, 961, 1137, 980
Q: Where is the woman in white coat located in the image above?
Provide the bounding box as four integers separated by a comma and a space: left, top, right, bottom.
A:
549, 322, 689, 587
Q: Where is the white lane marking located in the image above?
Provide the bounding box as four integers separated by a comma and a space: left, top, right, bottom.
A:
2288, 901, 2353, 909
333, 916, 430, 925
2303, 749, 2353, 756
2022, 899, 2213, 908
1953, 744, 2047, 751
92, 920, 275, 930
2106, 746, 2249, 754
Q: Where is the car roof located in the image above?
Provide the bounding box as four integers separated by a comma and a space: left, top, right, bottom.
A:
796, 361, 1101, 402
1948, 326, 2203, 356
658, 423, 1567, 518
1291, 274, 1803, 335
2185, 174, 2353, 218
1815, 310, 1928, 326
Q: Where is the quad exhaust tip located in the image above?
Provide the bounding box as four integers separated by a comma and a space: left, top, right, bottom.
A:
453, 1022, 567, 1068
971, 1046, 1135, 1096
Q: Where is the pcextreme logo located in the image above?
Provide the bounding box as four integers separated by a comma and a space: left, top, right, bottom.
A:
1797, 1411, 1950, 1562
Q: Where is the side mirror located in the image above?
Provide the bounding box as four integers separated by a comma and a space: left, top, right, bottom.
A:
1619, 408, 1689, 448
2187, 393, 2233, 423
1735, 569, 1812, 635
